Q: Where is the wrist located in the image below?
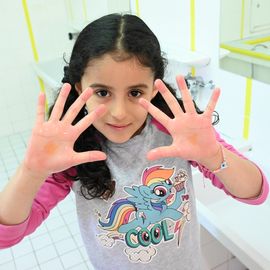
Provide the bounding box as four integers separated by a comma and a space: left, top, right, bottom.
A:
199, 144, 228, 173
21, 160, 49, 181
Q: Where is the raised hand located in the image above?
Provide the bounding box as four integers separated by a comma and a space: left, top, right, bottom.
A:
23, 84, 107, 177
139, 75, 221, 162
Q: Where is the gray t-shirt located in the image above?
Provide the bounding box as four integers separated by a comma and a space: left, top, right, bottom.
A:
73, 118, 201, 270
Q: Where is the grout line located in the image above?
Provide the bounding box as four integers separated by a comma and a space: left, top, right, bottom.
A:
56, 203, 90, 267
26, 238, 39, 270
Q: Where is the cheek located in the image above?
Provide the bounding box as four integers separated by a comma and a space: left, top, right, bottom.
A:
132, 105, 148, 119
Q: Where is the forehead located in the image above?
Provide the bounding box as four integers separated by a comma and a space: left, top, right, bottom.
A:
82, 54, 154, 83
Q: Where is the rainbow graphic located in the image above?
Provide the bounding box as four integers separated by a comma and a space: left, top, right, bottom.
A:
142, 166, 174, 186
99, 199, 135, 231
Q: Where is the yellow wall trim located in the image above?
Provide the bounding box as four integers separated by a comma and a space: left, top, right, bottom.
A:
82, 0, 88, 22
190, 0, 196, 76
22, 0, 39, 62
243, 78, 252, 139
240, 0, 245, 39
135, 0, 140, 17
22, 0, 47, 111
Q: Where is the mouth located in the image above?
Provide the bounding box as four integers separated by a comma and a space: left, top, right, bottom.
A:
107, 123, 131, 130
150, 199, 160, 203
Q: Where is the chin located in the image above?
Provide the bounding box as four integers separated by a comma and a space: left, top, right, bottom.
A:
107, 136, 131, 144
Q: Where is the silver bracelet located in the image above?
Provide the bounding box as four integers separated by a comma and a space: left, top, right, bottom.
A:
212, 145, 228, 174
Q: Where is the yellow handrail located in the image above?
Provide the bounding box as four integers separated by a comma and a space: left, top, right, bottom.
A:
244, 36, 270, 45
220, 43, 270, 61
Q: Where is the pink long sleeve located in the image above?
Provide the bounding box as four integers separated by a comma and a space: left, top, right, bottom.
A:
190, 132, 269, 205
0, 171, 73, 249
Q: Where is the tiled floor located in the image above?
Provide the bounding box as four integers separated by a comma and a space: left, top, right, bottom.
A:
0, 131, 94, 270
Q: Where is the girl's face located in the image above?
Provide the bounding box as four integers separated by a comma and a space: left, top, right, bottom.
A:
76, 54, 158, 144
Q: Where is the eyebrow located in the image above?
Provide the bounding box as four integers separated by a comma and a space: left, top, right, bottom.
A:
89, 83, 149, 90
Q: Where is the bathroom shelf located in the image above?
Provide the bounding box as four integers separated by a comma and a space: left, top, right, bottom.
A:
165, 47, 211, 68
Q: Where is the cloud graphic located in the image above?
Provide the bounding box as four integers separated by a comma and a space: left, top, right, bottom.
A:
97, 234, 116, 248
124, 246, 157, 263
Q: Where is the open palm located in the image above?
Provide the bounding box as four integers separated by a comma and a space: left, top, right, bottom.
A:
23, 84, 107, 177
139, 75, 221, 162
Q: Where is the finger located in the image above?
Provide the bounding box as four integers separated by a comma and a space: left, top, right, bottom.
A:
74, 104, 107, 135
62, 87, 93, 124
204, 88, 221, 118
36, 91, 46, 125
139, 98, 170, 128
147, 146, 180, 161
155, 79, 183, 116
72, 150, 107, 165
176, 75, 196, 114
50, 83, 71, 121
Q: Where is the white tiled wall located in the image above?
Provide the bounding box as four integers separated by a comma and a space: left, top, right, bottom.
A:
0, 0, 73, 137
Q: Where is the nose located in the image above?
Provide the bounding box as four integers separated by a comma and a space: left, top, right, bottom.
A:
109, 98, 127, 120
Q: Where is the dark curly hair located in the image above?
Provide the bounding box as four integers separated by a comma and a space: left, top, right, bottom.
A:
49, 13, 219, 200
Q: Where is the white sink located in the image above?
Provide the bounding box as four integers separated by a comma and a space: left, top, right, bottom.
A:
220, 34, 270, 84
32, 57, 66, 90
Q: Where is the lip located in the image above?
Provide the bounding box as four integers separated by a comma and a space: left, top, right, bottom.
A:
107, 123, 131, 130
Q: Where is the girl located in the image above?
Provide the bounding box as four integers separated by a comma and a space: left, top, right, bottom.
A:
0, 14, 268, 270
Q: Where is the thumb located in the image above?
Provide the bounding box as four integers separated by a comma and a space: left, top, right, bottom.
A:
72, 151, 107, 165
147, 146, 179, 161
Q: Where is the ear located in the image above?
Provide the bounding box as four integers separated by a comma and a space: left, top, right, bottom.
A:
75, 82, 82, 95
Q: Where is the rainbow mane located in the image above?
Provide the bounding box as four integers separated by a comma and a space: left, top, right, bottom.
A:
99, 199, 135, 231
142, 166, 174, 186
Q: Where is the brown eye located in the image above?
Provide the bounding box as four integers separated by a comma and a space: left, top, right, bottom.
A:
96, 89, 110, 97
129, 90, 142, 97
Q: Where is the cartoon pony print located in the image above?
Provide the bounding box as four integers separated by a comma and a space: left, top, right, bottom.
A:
99, 165, 187, 234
